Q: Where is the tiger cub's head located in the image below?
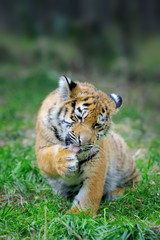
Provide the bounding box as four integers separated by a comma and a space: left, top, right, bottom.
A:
49, 76, 122, 154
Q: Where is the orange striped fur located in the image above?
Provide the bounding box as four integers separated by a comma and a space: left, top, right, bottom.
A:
35, 76, 139, 215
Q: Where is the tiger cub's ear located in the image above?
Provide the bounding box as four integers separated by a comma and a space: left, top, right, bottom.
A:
59, 76, 77, 101
107, 93, 123, 113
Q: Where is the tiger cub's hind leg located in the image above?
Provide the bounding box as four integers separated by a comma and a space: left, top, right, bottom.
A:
122, 166, 140, 189
105, 169, 140, 201
107, 187, 125, 201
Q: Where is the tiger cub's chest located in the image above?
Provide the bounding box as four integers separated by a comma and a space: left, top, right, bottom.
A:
48, 171, 84, 197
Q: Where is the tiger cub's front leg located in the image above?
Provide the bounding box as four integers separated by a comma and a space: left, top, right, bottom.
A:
69, 153, 107, 216
36, 144, 79, 179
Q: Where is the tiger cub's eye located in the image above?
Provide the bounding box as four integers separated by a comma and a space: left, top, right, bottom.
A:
75, 114, 82, 122
93, 123, 102, 129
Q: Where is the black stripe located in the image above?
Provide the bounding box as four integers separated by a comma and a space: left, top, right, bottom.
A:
121, 167, 137, 183
61, 120, 73, 127
51, 126, 63, 142
48, 108, 63, 142
98, 127, 105, 132
63, 75, 77, 91
76, 115, 82, 121
65, 133, 70, 145
77, 107, 82, 113
64, 76, 77, 91
57, 106, 63, 117
69, 81, 77, 91
69, 132, 77, 139
71, 115, 76, 121
119, 173, 139, 187
84, 97, 89, 101
64, 107, 68, 117
79, 150, 99, 166
71, 100, 76, 113
94, 123, 102, 128
83, 103, 91, 106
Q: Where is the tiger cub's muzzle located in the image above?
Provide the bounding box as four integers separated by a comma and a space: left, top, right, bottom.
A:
65, 132, 94, 154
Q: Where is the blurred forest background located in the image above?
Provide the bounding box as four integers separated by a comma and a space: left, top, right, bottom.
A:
0, 0, 160, 135
0, 0, 160, 76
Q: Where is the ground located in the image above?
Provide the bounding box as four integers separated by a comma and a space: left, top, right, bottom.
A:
0, 36, 160, 239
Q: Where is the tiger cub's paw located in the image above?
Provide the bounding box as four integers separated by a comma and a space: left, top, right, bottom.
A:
65, 154, 79, 176
56, 149, 79, 178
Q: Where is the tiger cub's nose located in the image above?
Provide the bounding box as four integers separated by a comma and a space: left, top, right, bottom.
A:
79, 134, 92, 146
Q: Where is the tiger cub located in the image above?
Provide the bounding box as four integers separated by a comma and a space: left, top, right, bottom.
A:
35, 76, 139, 215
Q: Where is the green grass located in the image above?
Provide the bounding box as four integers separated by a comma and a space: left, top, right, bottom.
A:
0, 74, 160, 239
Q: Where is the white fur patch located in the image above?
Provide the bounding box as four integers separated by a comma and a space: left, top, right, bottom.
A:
59, 76, 66, 87
66, 76, 71, 84
110, 93, 119, 103
59, 76, 70, 101
59, 76, 71, 86
72, 186, 87, 207
67, 159, 78, 172
109, 93, 122, 109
